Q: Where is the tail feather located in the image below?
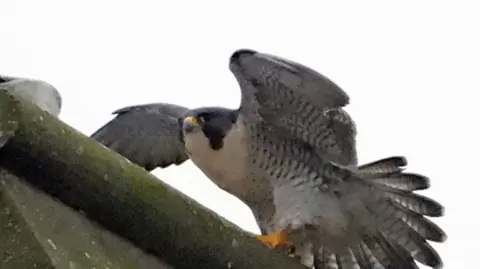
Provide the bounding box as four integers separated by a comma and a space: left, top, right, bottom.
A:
373, 203, 441, 268
358, 157, 430, 191
350, 245, 370, 269
351, 243, 382, 269
336, 248, 360, 269
362, 234, 418, 269
310, 156, 445, 269
361, 237, 391, 268
313, 236, 419, 269
394, 204, 446, 242
360, 157, 444, 269
401, 230, 441, 269
382, 219, 441, 268
385, 192, 444, 217
315, 246, 340, 269
359, 242, 385, 269
370, 173, 430, 192
357, 156, 406, 175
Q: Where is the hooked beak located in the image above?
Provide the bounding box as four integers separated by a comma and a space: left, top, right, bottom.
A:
182, 116, 200, 133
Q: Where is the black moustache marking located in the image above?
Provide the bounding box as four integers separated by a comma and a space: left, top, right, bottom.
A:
203, 127, 225, 150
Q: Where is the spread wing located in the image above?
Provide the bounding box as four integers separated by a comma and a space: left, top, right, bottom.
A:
229, 50, 445, 269
229, 49, 357, 166
0, 75, 62, 117
91, 103, 190, 171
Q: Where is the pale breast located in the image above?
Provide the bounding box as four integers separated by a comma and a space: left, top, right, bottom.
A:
184, 121, 277, 228
184, 122, 252, 198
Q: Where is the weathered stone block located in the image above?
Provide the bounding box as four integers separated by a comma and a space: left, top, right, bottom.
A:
1, 169, 173, 269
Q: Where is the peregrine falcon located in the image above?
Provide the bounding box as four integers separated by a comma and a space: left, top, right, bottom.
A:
91, 49, 446, 269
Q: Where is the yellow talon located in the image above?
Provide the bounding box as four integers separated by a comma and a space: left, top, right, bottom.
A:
256, 230, 291, 248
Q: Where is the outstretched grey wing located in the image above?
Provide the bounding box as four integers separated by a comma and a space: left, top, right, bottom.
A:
91, 103, 190, 171
229, 50, 445, 269
229, 49, 357, 166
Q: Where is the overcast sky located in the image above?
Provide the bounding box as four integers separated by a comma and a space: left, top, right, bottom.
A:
2, 1, 478, 268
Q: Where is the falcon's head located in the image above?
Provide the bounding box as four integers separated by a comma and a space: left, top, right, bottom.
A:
180, 107, 238, 151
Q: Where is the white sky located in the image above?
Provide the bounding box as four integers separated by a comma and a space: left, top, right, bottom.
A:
2, 1, 478, 268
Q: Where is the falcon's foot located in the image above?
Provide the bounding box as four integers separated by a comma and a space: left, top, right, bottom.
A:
256, 230, 291, 248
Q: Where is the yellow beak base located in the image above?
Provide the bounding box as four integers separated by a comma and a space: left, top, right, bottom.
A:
184, 116, 199, 126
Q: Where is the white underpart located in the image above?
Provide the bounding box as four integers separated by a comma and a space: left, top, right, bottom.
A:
273, 180, 349, 236
182, 122, 252, 198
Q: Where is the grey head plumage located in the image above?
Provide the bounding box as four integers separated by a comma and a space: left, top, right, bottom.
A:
0, 75, 62, 117
182, 107, 239, 150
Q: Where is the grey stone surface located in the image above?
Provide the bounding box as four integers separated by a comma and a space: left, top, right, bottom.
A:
0, 75, 62, 117
0, 169, 173, 269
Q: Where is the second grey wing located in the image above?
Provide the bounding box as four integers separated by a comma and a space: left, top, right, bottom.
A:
91, 103, 190, 171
